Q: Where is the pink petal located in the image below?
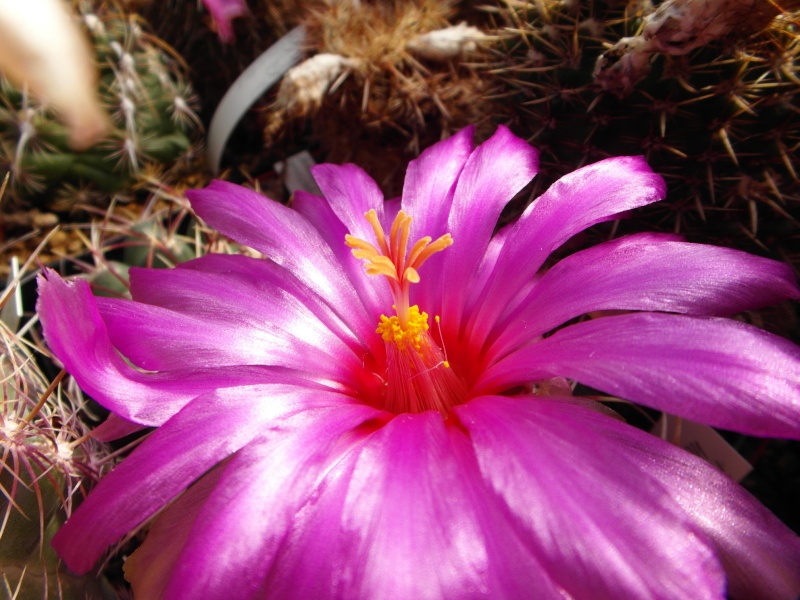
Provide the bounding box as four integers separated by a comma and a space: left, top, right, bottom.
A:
465, 156, 666, 345
37, 270, 341, 425
161, 404, 386, 599
292, 190, 390, 328
146, 255, 369, 350
202, 0, 247, 43
401, 126, 474, 241
37, 270, 205, 425
486, 233, 800, 360
106, 263, 362, 366
400, 126, 475, 312
600, 411, 800, 600
91, 413, 145, 442
125, 463, 226, 599
311, 163, 387, 245
177, 252, 381, 351
261, 412, 565, 599
479, 313, 800, 439
186, 181, 374, 333
53, 385, 353, 575
455, 396, 726, 598
97, 295, 361, 387
437, 126, 539, 325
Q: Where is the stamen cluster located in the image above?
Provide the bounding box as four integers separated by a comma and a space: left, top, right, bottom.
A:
346, 209, 464, 414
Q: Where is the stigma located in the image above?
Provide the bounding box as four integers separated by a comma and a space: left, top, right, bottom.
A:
346, 209, 465, 414
345, 209, 452, 328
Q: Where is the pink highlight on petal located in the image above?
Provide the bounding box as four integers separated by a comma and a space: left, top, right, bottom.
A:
438, 125, 539, 326
53, 385, 357, 574
36, 269, 198, 426
312, 163, 387, 246
258, 412, 565, 599
457, 396, 727, 598
293, 190, 392, 324
479, 312, 800, 439
186, 181, 375, 338
464, 155, 667, 349
485, 232, 800, 361
602, 411, 800, 600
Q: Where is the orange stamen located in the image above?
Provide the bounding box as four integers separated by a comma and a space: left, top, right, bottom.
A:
345, 209, 453, 327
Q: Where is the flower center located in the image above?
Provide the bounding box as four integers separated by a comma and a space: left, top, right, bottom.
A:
346, 209, 467, 414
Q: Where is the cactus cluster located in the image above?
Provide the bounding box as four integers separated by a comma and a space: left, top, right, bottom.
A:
488, 0, 800, 259
259, 0, 800, 271
1, 176, 237, 595
0, 301, 114, 598
0, 1, 201, 210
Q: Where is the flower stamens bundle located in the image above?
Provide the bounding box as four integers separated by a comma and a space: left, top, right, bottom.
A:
346, 209, 463, 414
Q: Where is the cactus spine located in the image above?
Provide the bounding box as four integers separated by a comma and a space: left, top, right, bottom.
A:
0, 301, 115, 598
489, 0, 800, 254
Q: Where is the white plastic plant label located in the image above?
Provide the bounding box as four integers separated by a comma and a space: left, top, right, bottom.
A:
653, 415, 753, 482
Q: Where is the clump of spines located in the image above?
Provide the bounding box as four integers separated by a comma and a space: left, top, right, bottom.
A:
0, 294, 115, 597
487, 0, 800, 263
0, 1, 202, 209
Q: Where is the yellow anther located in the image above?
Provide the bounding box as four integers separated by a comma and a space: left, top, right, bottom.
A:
413, 234, 453, 268
376, 303, 464, 414
405, 236, 433, 269
350, 219, 464, 415
365, 255, 400, 280
391, 212, 412, 264
364, 209, 389, 255
344, 235, 379, 256
376, 305, 430, 354
351, 250, 375, 261
403, 267, 419, 284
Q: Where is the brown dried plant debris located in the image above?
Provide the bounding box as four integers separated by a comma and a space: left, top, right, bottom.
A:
264, 0, 503, 196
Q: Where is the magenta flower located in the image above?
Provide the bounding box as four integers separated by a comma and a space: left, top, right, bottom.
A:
38, 126, 800, 598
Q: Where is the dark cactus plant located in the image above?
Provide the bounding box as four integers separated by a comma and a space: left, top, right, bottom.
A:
488, 0, 800, 261
261, 0, 498, 193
